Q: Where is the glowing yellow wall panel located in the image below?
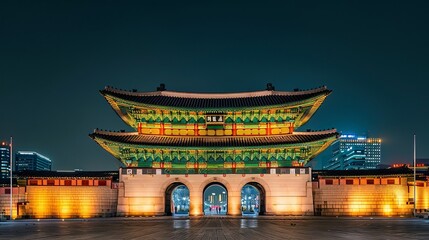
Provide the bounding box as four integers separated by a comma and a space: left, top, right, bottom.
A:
24, 186, 118, 219
281, 128, 289, 134
313, 176, 414, 216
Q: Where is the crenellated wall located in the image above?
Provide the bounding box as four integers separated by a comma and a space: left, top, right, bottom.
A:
4, 169, 429, 219
0, 178, 119, 219
0, 186, 26, 219
313, 175, 429, 216
24, 185, 118, 218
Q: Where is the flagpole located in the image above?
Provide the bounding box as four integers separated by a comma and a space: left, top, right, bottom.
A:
9, 136, 13, 220
413, 134, 416, 217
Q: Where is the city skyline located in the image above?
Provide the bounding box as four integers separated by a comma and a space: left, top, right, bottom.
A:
1, 1, 428, 170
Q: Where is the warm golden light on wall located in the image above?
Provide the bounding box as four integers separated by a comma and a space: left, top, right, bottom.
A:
129, 197, 158, 216
26, 186, 117, 218
228, 196, 241, 215
59, 196, 71, 218
272, 197, 302, 214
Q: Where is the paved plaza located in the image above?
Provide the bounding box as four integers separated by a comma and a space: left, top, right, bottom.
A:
1, 216, 428, 240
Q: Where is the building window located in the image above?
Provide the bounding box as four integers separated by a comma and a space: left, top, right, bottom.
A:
367, 179, 374, 184
5, 189, 10, 194
346, 179, 354, 185
47, 180, 55, 186
325, 179, 333, 185
82, 180, 89, 186
387, 179, 395, 184
98, 180, 107, 186
64, 180, 72, 186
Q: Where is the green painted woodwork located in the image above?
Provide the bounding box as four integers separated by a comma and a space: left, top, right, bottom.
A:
92, 134, 336, 172
93, 87, 337, 172
104, 94, 326, 130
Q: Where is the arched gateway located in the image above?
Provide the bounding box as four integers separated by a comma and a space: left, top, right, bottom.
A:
241, 182, 266, 216
90, 84, 338, 216
165, 183, 190, 216
203, 183, 228, 215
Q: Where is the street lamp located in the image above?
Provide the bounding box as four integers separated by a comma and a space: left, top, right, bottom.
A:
9, 136, 13, 220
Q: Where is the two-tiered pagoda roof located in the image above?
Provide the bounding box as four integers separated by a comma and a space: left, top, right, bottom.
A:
91, 84, 338, 169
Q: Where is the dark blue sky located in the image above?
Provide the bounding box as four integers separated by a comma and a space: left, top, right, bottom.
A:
1, 1, 428, 170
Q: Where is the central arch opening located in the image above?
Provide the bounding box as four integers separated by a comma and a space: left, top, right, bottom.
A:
165, 183, 190, 216
203, 183, 227, 215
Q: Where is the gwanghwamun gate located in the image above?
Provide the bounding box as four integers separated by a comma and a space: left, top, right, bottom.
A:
1, 84, 429, 219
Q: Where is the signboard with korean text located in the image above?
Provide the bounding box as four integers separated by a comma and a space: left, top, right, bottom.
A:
205, 115, 225, 125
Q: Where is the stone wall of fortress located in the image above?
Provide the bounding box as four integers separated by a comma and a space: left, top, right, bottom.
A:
117, 168, 314, 216
313, 175, 429, 216
2, 169, 429, 218
0, 178, 118, 219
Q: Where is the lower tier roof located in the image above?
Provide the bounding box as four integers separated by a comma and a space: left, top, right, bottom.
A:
89, 129, 338, 148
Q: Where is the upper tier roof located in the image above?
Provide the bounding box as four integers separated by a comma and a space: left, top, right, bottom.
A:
90, 129, 338, 148
101, 85, 332, 109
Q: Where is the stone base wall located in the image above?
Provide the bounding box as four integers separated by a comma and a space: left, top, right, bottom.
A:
0, 187, 26, 219
23, 186, 118, 218
118, 169, 313, 216
313, 177, 416, 216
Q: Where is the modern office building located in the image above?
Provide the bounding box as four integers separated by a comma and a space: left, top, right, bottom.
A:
322, 148, 366, 170
90, 84, 338, 216
15, 151, 52, 171
0, 141, 11, 179
324, 133, 381, 170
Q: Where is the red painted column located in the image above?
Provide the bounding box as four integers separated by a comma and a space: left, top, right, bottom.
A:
160, 123, 164, 135
267, 122, 271, 135
138, 122, 142, 134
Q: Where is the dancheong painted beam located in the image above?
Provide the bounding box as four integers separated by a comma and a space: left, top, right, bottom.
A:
90, 84, 338, 173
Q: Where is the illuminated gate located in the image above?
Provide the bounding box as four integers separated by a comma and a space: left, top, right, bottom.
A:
165, 183, 190, 216
171, 185, 190, 216
241, 184, 260, 216
203, 183, 227, 215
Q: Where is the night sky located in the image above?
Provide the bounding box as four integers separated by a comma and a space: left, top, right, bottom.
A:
1, 1, 428, 170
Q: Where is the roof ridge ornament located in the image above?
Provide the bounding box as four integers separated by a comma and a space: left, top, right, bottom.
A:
156, 83, 166, 91
266, 83, 275, 91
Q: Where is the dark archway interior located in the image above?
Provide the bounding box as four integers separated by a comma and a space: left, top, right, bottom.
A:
165, 182, 186, 216
245, 182, 266, 215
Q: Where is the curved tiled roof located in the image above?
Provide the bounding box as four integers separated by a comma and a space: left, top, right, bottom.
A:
101, 86, 331, 109
90, 129, 338, 147
15, 170, 119, 180
313, 167, 414, 177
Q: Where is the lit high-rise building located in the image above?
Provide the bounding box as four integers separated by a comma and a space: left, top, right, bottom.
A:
15, 151, 52, 171
323, 148, 366, 170
324, 133, 381, 170
0, 141, 11, 179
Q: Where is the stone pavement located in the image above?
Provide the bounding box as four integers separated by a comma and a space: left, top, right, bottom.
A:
1, 216, 428, 239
